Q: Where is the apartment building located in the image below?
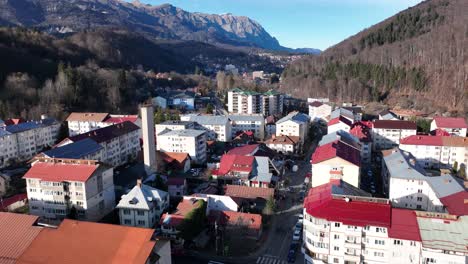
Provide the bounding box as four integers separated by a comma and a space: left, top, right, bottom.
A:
399, 135, 468, 174
381, 148, 467, 215
117, 180, 169, 228
39, 138, 105, 161
330, 108, 358, 123
308, 101, 332, 122
302, 180, 468, 264
350, 122, 373, 164
181, 115, 231, 142
57, 121, 141, 167
157, 129, 207, 164
372, 120, 417, 150
327, 116, 353, 134
227, 88, 284, 116
229, 114, 265, 140
155, 120, 195, 138
24, 158, 115, 222
66, 112, 140, 136
0, 117, 60, 168
430, 117, 467, 137
265, 135, 300, 154
261, 90, 284, 116
276, 111, 310, 149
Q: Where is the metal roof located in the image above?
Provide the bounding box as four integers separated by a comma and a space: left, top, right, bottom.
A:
188, 115, 229, 126
158, 129, 206, 137
330, 108, 354, 120
249, 156, 274, 183
0, 129, 12, 137
276, 111, 310, 124
4, 119, 58, 134
417, 215, 468, 253
43, 138, 103, 159
117, 183, 168, 210
319, 130, 360, 148
228, 114, 265, 122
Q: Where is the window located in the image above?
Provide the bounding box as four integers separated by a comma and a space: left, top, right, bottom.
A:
123, 209, 130, 215
425, 258, 436, 263
334, 246, 339, 251
334, 234, 340, 239
333, 258, 339, 264
417, 205, 422, 209
376, 227, 386, 233
374, 252, 384, 257
137, 220, 145, 226
374, 239, 385, 245
137, 211, 145, 216
417, 197, 423, 201
410, 241, 417, 246
418, 189, 422, 193
394, 240, 402, 245
124, 219, 132, 225
334, 223, 340, 227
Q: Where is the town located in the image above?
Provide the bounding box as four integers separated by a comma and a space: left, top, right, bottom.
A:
0, 83, 467, 264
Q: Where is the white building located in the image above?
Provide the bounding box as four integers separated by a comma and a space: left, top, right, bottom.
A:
381, 148, 467, 215
330, 108, 358, 123
0, 117, 60, 168
155, 120, 195, 138
308, 101, 332, 122
399, 135, 468, 174
265, 135, 300, 154
327, 116, 353, 134
379, 110, 400, 120
227, 88, 284, 116
181, 115, 231, 142
372, 120, 417, 150
349, 122, 373, 164
157, 129, 207, 164
302, 180, 468, 264
56, 121, 141, 167
229, 114, 265, 140
66, 112, 140, 137
117, 180, 169, 228
276, 111, 310, 150
430, 117, 467, 137
24, 158, 115, 222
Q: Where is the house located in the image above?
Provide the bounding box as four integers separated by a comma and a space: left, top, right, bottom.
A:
308, 101, 332, 122
227, 88, 284, 116
430, 117, 467, 137
0, 193, 28, 211
39, 138, 105, 161
327, 116, 353, 134
153, 91, 196, 110
157, 151, 191, 173
229, 114, 266, 140
311, 140, 361, 188
155, 120, 195, 139
24, 158, 115, 222
265, 135, 300, 154
160, 196, 205, 239
156, 129, 207, 164
181, 115, 232, 142
224, 185, 274, 212
117, 179, 169, 228
379, 110, 400, 120
391, 108, 427, 120
265, 115, 277, 137
231, 131, 256, 147
399, 135, 468, 174
226, 144, 277, 159
276, 111, 310, 150
372, 120, 417, 150
57, 121, 141, 167
205, 194, 239, 215
330, 107, 357, 122
17, 219, 171, 264
66, 112, 140, 136
167, 177, 187, 197
381, 148, 467, 214
208, 210, 262, 240
350, 121, 373, 164
302, 180, 467, 264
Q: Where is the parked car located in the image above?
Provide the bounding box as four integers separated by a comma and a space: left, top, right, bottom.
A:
294, 222, 302, 230
287, 249, 296, 263
292, 229, 301, 241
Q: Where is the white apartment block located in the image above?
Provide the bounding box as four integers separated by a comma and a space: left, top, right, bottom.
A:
276, 111, 310, 148
430, 117, 467, 137
57, 122, 141, 167
227, 88, 284, 116
24, 159, 115, 223
0, 117, 60, 168
155, 120, 195, 138
117, 180, 169, 228
372, 120, 417, 150
261, 90, 284, 117
229, 114, 265, 140
399, 135, 468, 174
309, 101, 332, 122
157, 129, 207, 164
181, 115, 232, 142
66, 112, 140, 137
302, 180, 468, 264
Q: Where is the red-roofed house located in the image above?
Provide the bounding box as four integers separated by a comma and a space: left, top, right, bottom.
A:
157, 151, 191, 173
160, 197, 205, 239
208, 210, 263, 240
350, 121, 373, 164
265, 135, 300, 154
431, 117, 468, 137
439, 191, 468, 216
0, 193, 27, 211
23, 158, 115, 222
327, 116, 353, 134
311, 140, 361, 188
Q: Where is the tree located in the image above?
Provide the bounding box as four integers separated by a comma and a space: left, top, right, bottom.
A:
178, 200, 207, 240
206, 103, 214, 114
459, 164, 466, 180
152, 175, 168, 191
452, 161, 458, 173
263, 196, 276, 215
68, 206, 78, 220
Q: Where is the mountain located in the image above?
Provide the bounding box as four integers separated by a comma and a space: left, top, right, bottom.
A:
0, 0, 318, 52
290, 48, 322, 55
281, 0, 467, 116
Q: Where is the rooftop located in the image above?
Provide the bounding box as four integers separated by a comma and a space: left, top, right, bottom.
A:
187, 115, 229, 126
158, 129, 205, 137
433, 116, 468, 129
66, 112, 110, 122
228, 114, 265, 122
373, 120, 417, 130
330, 108, 354, 120
24, 160, 101, 182
68, 121, 139, 144
104, 115, 139, 124
4, 119, 58, 134
276, 111, 310, 125
160, 198, 203, 228
208, 210, 262, 231
43, 138, 103, 159
117, 182, 168, 210
265, 135, 299, 145
311, 140, 361, 166
328, 116, 352, 127
215, 154, 255, 175
224, 185, 274, 200
387, 209, 421, 242
0, 193, 27, 211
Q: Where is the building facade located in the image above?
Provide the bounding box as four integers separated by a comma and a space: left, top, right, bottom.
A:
181, 115, 231, 142
430, 117, 467, 137
227, 88, 284, 116
229, 114, 266, 140
309, 101, 332, 122
372, 120, 417, 150
66, 112, 140, 137
276, 111, 310, 149
157, 129, 207, 164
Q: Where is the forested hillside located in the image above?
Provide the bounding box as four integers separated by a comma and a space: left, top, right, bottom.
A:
282, 0, 467, 116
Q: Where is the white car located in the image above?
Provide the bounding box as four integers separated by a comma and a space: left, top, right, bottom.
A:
292, 229, 301, 241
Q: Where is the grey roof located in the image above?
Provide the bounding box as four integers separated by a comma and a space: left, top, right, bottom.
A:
159, 129, 206, 137
160, 120, 195, 126
383, 149, 464, 199
4, 119, 59, 134
0, 129, 12, 137
188, 115, 229, 126
116, 183, 168, 210
417, 215, 468, 253
319, 130, 360, 149
331, 180, 372, 197
276, 111, 310, 124
330, 108, 354, 120
249, 156, 276, 183
43, 138, 103, 159
228, 114, 265, 122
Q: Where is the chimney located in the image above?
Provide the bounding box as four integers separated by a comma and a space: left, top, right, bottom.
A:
136, 178, 142, 187
141, 105, 157, 175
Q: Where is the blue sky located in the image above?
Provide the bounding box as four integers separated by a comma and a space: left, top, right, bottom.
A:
138, 0, 423, 50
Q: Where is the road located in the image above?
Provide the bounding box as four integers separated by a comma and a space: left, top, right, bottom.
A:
213, 97, 228, 116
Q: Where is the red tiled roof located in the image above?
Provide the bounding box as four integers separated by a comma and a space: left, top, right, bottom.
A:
265, 135, 299, 145
304, 182, 391, 228
160, 198, 203, 228
3, 118, 26, 126
0, 212, 42, 263
433, 117, 468, 129
208, 210, 262, 231
387, 209, 421, 241
104, 115, 139, 124
400, 135, 444, 146
350, 122, 372, 142
224, 185, 274, 200
66, 113, 110, 122
440, 191, 468, 216
373, 120, 417, 130
431, 128, 451, 136
159, 152, 190, 165
227, 144, 259, 156
311, 140, 361, 166
17, 220, 155, 264
23, 162, 99, 182
0, 193, 27, 211
216, 154, 255, 175
328, 116, 352, 127
309, 101, 323, 107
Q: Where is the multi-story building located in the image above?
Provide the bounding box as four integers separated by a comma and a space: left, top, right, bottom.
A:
66, 112, 140, 137
381, 148, 467, 215
372, 120, 417, 150
276, 111, 310, 150
308, 101, 332, 123
399, 135, 468, 174
229, 114, 265, 140
227, 88, 284, 116
330, 108, 359, 122
265, 135, 300, 154
181, 115, 231, 142
430, 117, 467, 137
156, 129, 207, 164
327, 116, 353, 134
261, 90, 284, 116
155, 120, 195, 138
38, 138, 105, 161
379, 110, 400, 120
350, 122, 373, 164
117, 180, 169, 228
24, 158, 115, 222
57, 121, 141, 167
302, 180, 468, 264
152, 91, 196, 110
0, 117, 60, 168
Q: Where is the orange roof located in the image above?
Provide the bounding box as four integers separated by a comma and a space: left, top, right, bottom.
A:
224, 185, 274, 200
265, 135, 299, 145
23, 161, 100, 182
208, 210, 262, 231
0, 213, 42, 264
17, 220, 156, 264
66, 112, 110, 122
159, 152, 190, 164
160, 198, 203, 228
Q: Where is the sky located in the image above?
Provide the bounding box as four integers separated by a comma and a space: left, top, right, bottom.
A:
138, 0, 423, 50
